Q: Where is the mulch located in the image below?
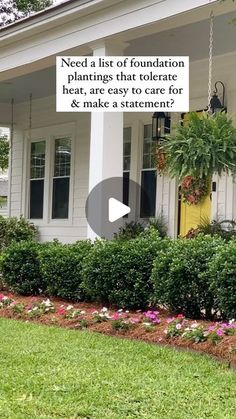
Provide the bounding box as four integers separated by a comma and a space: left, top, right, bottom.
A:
1, 294, 235, 368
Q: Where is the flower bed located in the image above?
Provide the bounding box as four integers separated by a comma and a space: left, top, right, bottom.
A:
0, 293, 235, 365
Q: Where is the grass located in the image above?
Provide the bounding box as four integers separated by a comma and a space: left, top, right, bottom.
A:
0, 319, 235, 419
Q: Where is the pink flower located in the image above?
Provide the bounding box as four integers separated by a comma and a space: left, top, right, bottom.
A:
130, 318, 140, 324
112, 313, 121, 320
217, 329, 225, 337
0, 294, 5, 301
167, 317, 175, 324
176, 323, 182, 330
208, 325, 216, 332
58, 307, 66, 315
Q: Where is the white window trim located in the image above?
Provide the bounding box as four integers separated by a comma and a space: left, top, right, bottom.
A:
139, 120, 158, 219
24, 122, 75, 226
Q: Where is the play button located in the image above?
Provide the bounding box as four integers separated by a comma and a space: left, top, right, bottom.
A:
85, 177, 147, 239
109, 198, 131, 222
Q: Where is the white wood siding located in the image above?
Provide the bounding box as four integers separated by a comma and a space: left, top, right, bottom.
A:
1, 51, 236, 241
7, 96, 90, 242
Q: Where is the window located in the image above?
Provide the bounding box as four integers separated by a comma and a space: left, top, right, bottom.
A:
30, 141, 45, 219
140, 124, 156, 218
52, 138, 71, 219
123, 127, 131, 209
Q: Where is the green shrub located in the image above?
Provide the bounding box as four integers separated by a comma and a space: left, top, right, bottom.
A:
0, 241, 43, 295
40, 241, 92, 301
114, 215, 168, 241
113, 221, 145, 240
186, 218, 236, 241
82, 229, 170, 309
148, 215, 168, 238
0, 216, 38, 251
151, 235, 224, 319
209, 240, 236, 319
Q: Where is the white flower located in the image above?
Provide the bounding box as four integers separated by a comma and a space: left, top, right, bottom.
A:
33, 307, 38, 311
176, 323, 182, 330
101, 307, 108, 313
229, 319, 235, 324
118, 309, 123, 313
42, 299, 52, 307
66, 305, 74, 311
125, 310, 129, 314
92, 310, 98, 314
164, 329, 168, 334
2, 296, 8, 301
190, 323, 198, 329
81, 311, 86, 315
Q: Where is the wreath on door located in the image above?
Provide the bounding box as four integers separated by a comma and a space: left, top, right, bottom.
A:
181, 176, 209, 205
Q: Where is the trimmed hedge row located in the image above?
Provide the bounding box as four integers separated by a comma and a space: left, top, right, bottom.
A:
0, 216, 38, 251
82, 230, 170, 309
0, 240, 92, 300
0, 232, 235, 319
151, 235, 224, 319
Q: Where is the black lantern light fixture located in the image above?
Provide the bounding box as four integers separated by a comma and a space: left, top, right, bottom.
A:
152, 112, 171, 142
210, 81, 227, 114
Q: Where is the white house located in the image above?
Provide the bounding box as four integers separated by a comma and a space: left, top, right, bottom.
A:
0, 0, 236, 242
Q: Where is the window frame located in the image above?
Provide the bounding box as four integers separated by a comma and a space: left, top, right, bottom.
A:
29, 139, 46, 220
139, 122, 157, 219
25, 123, 75, 226
51, 136, 73, 221
123, 126, 132, 210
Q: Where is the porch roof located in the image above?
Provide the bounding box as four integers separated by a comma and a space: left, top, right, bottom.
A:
0, 0, 235, 106
0, 0, 225, 82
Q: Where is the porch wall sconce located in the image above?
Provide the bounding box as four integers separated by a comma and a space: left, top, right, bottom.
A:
152, 112, 171, 142
210, 80, 227, 114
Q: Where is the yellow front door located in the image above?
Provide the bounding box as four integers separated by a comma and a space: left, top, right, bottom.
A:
179, 111, 211, 236
180, 193, 211, 236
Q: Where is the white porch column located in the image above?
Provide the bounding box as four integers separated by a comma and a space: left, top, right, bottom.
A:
87, 43, 124, 239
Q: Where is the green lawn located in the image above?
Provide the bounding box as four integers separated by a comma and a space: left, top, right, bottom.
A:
0, 319, 235, 419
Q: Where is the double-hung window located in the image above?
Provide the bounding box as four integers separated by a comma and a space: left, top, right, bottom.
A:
52, 138, 71, 219
30, 141, 46, 219
123, 127, 131, 208
140, 124, 157, 218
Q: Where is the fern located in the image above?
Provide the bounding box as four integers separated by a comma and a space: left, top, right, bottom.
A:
162, 112, 236, 181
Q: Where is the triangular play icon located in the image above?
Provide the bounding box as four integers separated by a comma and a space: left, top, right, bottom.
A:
108, 198, 131, 222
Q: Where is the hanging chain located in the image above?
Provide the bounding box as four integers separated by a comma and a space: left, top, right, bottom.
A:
29, 93, 32, 141
11, 98, 14, 138
207, 11, 214, 113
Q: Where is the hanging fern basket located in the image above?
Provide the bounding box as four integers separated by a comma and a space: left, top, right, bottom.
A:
161, 111, 236, 187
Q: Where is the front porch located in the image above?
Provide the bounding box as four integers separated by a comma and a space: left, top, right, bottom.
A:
0, 0, 236, 242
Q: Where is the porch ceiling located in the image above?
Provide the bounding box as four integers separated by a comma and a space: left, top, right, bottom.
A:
0, 11, 235, 104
